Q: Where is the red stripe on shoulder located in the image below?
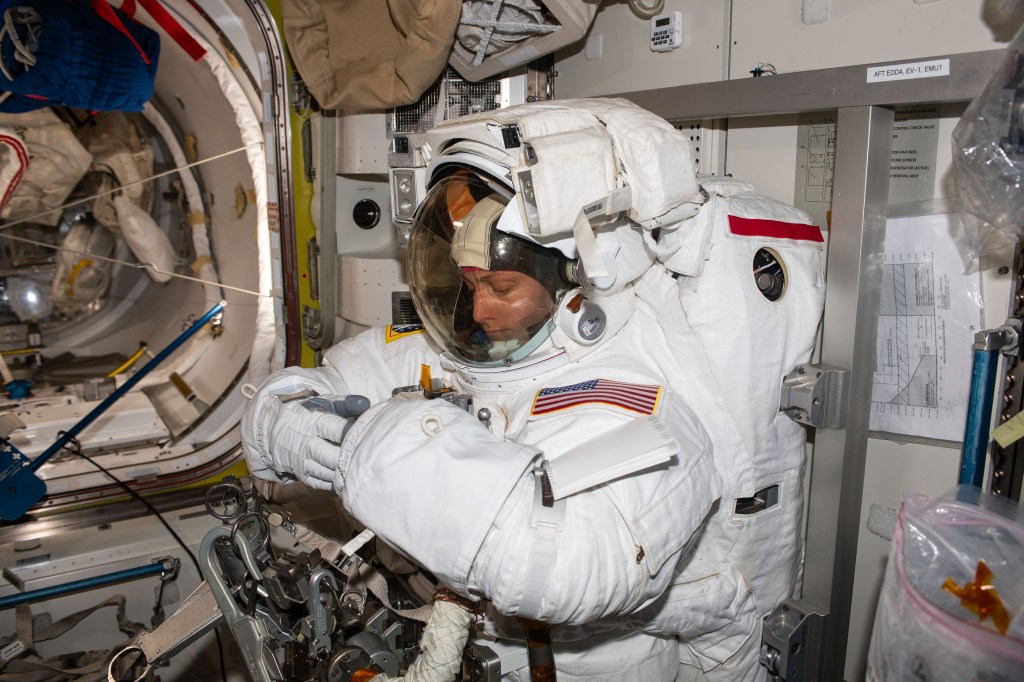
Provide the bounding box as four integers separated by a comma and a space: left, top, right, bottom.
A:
728, 215, 823, 243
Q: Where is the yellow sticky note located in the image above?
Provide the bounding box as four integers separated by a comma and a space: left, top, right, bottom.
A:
992, 411, 1024, 448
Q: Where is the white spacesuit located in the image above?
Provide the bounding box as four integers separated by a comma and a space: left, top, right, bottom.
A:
636, 174, 827, 680
241, 98, 823, 681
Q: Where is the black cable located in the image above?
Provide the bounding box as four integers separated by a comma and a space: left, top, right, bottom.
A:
68, 443, 229, 682
152, 576, 166, 628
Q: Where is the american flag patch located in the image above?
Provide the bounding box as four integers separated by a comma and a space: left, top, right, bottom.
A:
530, 379, 662, 416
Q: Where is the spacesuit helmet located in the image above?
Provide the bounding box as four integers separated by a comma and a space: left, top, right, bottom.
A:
407, 164, 576, 367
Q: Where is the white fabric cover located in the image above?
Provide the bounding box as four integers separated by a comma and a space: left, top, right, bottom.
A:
523, 124, 618, 237
423, 98, 703, 235
0, 109, 92, 226
77, 111, 154, 228
114, 195, 176, 283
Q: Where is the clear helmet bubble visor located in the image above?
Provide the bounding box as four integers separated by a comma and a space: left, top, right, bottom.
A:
408, 168, 574, 367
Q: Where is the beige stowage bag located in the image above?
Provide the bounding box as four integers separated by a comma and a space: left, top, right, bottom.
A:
283, 0, 462, 110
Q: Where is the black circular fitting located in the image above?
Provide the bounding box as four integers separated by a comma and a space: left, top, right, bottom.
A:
353, 199, 381, 229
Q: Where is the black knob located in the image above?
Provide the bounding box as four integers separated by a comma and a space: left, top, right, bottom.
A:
353, 199, 381, 229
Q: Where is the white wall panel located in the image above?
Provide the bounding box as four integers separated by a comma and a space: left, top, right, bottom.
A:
556, 1, 728, 98
731, 0, 1006, 78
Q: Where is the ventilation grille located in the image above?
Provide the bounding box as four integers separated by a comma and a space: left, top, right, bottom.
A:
391, 292, 422, 326
392, 82, 441, 134
390, 68, 503, 134
444, 76, 502, 120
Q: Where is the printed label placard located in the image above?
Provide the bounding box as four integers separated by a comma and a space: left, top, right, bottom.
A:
867, 59, 950, 83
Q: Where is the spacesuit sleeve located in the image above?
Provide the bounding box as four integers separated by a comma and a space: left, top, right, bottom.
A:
470, 391, 720, 625
335, 390, 720, 626
244, 329, 381, 403
335, 397, 540, 597
318, 326, 438, 402
244, 325, 436, 402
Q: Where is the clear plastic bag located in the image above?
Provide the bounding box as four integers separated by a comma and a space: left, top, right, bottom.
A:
952, 24, 1024, 258
49, 219, 115, 316
867, 486, 1024, 681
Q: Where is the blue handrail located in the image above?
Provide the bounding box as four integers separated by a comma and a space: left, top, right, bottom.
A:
0, 561, 167, 609
28, 301, 225, 473
959, 347, 999, 487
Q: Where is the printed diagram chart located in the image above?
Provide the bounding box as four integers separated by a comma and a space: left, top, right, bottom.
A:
869, 213, 978, 442
873, 259, 939, 411
793, 114, 836, 234
801, 120, 835, 203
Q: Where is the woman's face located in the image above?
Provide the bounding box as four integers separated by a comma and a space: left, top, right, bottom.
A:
461, 269, 554, 344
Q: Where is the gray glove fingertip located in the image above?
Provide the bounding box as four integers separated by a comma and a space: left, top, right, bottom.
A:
340, 394, 371, 418
300, 397, 334, 414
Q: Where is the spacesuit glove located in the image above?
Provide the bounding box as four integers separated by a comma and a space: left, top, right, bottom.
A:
243, 392, 370, 490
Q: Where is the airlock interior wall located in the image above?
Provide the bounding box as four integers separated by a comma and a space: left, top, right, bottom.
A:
1, 1, 288, 678
0, 1, 292, 675
20, 1, 274, 423
0, 0, 288, 510
49, 5, 261, 400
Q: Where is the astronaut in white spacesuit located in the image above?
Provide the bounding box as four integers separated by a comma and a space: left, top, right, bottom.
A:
242, 98, 823, 681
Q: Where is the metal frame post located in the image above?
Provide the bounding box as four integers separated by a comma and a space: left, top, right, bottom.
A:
803, 105, 894, 680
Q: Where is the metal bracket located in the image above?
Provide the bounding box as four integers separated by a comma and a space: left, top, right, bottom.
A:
0, 413, 26, 440
976, 318, 1021, 355
155, 556, 180, 582
759, 598, 828, 681
302, 306, 323, 347
306, 238, 321, 301
464, 638, 530, 682
780, 363, 850, 429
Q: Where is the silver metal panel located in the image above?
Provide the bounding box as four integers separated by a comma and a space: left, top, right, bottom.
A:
803, 106, 893, 680
308, 113, 338, 351
611, 50, 1003, 120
